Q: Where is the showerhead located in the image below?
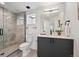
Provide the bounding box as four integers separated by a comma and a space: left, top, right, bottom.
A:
65, 20, 70, 25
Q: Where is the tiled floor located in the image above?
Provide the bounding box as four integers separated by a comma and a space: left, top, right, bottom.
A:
8, 49, 37, 57
27, 49, 37, 57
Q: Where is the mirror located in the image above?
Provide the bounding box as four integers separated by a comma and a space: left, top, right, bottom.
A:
40, 7, 64, 34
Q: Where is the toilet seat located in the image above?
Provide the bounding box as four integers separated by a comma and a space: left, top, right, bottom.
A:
19, 36, 33, 57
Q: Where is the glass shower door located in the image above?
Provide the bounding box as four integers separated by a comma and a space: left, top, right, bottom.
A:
0, 6, 24, 57
3, 8, 18, 57
0, 7, 4, 57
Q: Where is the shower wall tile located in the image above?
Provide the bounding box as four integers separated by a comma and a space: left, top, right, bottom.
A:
3, 9, 18, 47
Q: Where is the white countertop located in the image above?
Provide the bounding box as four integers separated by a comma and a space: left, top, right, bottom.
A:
38, 35, 74, 40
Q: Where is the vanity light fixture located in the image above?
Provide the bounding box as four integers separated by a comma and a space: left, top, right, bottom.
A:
44, 7, 59, 12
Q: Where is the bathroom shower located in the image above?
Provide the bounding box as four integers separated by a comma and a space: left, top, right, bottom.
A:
0, 6, 25, 57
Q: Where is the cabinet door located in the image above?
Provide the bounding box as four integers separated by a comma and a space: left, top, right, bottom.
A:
51, 38, 73, 57
37, 37, 51, 57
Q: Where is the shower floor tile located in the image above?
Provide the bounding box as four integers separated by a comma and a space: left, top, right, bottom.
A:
0, 44, 19, 57
8, 49, 22, 57
8, 49, 37, 57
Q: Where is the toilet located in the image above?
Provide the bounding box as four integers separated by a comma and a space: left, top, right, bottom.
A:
19, 35, 33, 57
19, 42, 30, 57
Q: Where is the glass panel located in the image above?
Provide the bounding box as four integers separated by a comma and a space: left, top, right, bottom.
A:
0, 6, 25, 57
3, 9, 24, 57
0, 7, 4, 57
3, 9, 18, 56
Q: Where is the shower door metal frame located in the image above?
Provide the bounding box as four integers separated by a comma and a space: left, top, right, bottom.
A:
0, 6, 5, 56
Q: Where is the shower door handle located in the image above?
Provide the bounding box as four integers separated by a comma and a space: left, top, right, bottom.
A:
0, 28, 3, 36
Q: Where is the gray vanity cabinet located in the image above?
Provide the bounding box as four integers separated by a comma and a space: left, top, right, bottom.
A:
37, 37, 74, 57
37, 37, 51, 57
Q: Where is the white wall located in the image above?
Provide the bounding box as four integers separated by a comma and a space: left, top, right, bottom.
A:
64, 2, 79, 57
26, 9, 41, 50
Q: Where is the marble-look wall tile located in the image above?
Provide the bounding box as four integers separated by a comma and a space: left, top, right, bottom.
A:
3, 9, 17, 48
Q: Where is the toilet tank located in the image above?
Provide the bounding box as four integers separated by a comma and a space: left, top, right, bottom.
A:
26, 34, 33, 43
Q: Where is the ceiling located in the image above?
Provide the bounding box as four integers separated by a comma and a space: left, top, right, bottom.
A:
0, 2, 63, 13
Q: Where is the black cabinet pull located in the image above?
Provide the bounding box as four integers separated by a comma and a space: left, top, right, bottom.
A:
50, 39, 51, 43
50, 39, 54, 44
